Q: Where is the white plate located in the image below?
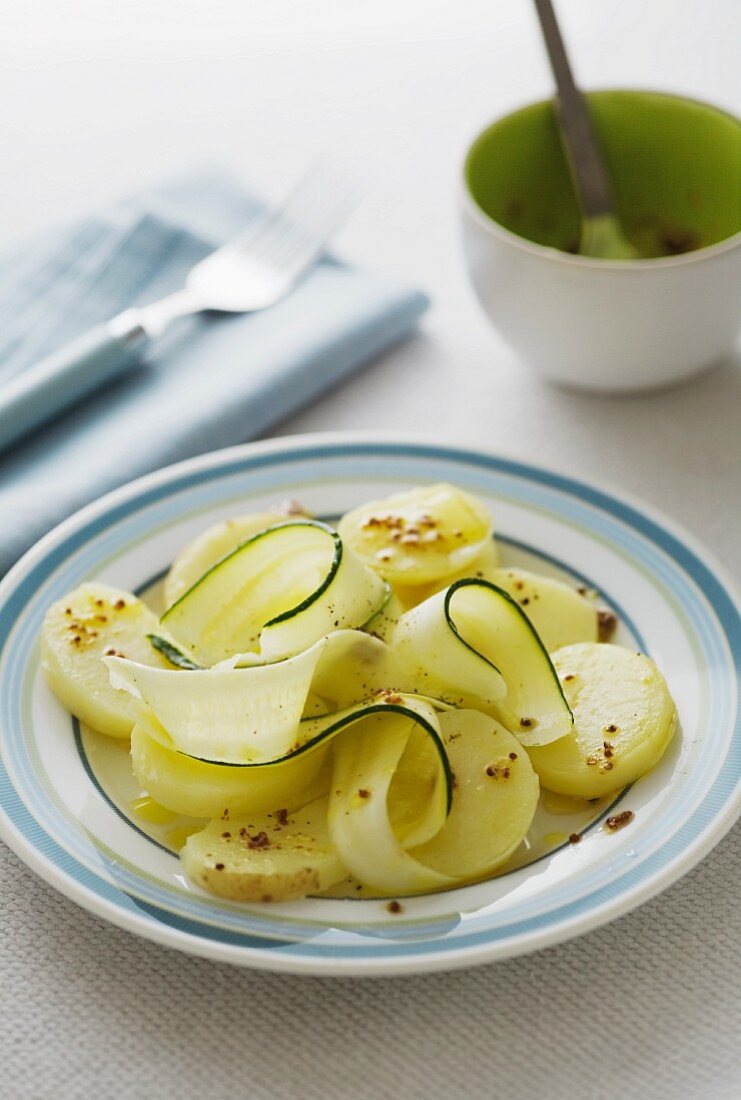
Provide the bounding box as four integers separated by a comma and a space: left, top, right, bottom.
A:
0, 434, 738, 976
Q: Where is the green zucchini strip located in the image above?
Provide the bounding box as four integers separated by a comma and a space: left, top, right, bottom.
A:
130, 716, 331, 819
392, 578, 572, 746
327, 703, 454, 894
147, 634, 202, 670
407, 709, 541, 882
361, 587, 405, 643
134, 693, 455, 887
106, 630, 389, 765
160, 521, 388, 666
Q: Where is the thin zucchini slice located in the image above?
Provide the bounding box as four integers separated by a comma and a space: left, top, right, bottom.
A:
328, 701, 454, 894
338, 483, 493, 587
361, 588, 406, 643
387, 722, 450, 848
163, 509, 307, 608
42, 583, 169, 738
527, 643, 678, 798
107, 630, 386, 764
328, 704, 539, 895
182, 798, 347, 903
130, 718, 330, 818
304, 696, 453, 846
178, 700, 539, 901
177, 695, 453, 901
410, 710, 539, 879
161, 520, 387, 665
147, 634, 202, 670
392, 578, 573, 746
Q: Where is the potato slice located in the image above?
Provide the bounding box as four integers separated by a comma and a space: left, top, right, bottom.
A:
526, 643, 677, 798
410, 710, 539, 879
489, 567, 598, 652
41, 583, 168, 737
182, 798, 346, 902
163, 510, 307, 608
338, 483, 493, 587
393, 540, 501, 610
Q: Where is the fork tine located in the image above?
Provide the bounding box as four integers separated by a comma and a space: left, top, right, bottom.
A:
252, 198, 349, 272
250, 196, 354, 279
268, 160, 355, 233
237, 163, 355, 272
232, 163, 339, 248
250, 183, 353, 265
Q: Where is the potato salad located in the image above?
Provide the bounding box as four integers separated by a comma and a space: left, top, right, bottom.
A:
41, 484, 677, 903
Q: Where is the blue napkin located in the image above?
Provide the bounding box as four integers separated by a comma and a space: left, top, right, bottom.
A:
0, 167, 428, 575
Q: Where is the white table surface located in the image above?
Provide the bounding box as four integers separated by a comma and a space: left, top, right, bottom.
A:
1, 3, 739, 1098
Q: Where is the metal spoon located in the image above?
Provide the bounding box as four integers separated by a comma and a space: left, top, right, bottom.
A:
533, 0, 640, 259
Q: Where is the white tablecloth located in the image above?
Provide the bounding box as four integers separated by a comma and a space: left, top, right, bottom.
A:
1, 2, 739, 1097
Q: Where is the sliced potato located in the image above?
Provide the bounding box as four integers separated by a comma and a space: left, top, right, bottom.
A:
393, 540, 501, 610
163, 510, 307, 609
41, 583, 168, 737
182, 797, 346, 902
410, 710, 539, 879
526, 643, 677, 798
489, 567, 598, 651
130, 721, 330, 818
338, 483, 493, 587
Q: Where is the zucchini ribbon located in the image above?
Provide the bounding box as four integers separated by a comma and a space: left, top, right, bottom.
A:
108, 523, 567, 896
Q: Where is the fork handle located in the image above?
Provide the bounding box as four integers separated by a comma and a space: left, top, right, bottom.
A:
0, 311, 147, 455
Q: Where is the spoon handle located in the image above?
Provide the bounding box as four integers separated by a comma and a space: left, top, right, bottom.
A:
533, 0, 614, 218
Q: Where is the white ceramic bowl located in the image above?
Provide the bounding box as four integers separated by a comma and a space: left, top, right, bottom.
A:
461, 97, 741, 393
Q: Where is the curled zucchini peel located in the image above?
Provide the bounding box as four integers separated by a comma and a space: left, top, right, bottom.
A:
160, 521, 389, 665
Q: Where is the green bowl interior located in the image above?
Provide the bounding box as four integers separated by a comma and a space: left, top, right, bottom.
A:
465, 91, 741, 257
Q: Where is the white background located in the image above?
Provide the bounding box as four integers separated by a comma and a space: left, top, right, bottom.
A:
0, 3, 739, 1098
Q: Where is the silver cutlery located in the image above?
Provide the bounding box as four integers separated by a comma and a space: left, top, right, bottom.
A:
0, 163, 354, 453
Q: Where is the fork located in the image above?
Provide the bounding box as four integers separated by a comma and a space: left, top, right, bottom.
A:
0, 164, 354, 454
